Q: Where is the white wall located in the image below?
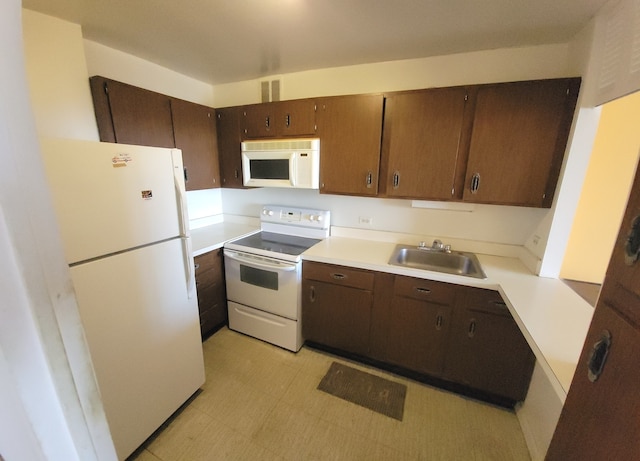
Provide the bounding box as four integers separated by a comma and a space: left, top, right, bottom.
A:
2, 4, 116, 460
84, 40, 215, 107
22, 10, 99, 140
213, 44, 573, 107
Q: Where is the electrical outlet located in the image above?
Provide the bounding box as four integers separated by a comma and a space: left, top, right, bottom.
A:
359, 216, 373, 226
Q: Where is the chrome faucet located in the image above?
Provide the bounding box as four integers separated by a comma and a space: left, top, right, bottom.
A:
418, 239, 452, 253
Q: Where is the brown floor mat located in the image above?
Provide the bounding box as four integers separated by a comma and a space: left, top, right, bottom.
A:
317, 362, 407, 421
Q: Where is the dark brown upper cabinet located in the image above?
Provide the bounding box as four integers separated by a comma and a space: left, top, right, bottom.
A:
315, 94, 384, 196
215, 106, 245, 189
380, 86, 472, 201
241, 99, 317, 139
171, 98, 220, 191
89, 76, 175, 148
89, 76, 221, 191
462, 78, 580, 208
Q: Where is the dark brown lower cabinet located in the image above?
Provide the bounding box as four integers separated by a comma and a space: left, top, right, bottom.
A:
385, 276, 454, 375
302, 262, 375, 356
194, 249, 227, 339
443, 287, 535, 402
301, 261, 535, 406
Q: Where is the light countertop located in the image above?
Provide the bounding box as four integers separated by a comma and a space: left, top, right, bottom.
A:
302, 235, 595, 401
190, 222, 259, 256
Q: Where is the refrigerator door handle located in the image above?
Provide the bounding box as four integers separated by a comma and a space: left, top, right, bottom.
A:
182, 236, 195, 299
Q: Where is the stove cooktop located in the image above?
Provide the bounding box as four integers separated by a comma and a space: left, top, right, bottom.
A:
228, 231, 321, 258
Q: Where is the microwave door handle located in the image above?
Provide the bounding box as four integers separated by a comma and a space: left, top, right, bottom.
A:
289, 153, 296, 187
225, 251, 298, 272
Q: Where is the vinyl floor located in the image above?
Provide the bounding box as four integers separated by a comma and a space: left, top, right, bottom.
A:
131, 327, 531, 461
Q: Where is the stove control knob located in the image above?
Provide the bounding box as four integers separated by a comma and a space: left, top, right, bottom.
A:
263, 209, 274, 216
316, 215, 323, 222
308, 215, 316, 221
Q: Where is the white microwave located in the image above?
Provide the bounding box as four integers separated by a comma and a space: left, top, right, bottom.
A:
241, 138, 320, 189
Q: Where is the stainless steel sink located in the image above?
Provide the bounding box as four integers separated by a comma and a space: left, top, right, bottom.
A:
388, 244, 487, 279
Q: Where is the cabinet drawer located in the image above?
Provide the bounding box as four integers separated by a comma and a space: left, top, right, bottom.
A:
459, 286, 509, 315
303, 262, 375, 290
393, 276, 455, 305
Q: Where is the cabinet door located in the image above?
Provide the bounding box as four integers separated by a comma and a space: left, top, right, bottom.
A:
242, 103, 275, 138
194, 249, 227, 339
242, 99, 317, 138
171, 99, 220, 191
463, 78, 580, 207
216, 107, 244, 188
380, 87, 469, 200
386, 296, 451, 375
275, 99, 317, 137
444, 288, 535, 402
547, 165, 640, 460
316, 94, 383, 196
90, 77, 175, 148
385, 276, 454, 375
301, 279, 373, 356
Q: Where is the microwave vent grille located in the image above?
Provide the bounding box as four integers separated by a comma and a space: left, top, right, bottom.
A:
242, 138, 319, 152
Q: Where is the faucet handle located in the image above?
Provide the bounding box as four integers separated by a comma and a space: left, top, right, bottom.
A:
432, 239, 443, 249
418, 241, 426, 248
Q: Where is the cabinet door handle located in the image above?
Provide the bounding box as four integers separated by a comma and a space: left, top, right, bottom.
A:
492, 300, 507, 308
470, 173, 481, 194
331, 273, 346, 280
415, 287, 431, 294
468, 319, 476, 338
587, 330, 611, 382
285, 113, 291, 127
366, 171, 373, 188
624, 215, 640, 265
234, 169, 239, 179
435, 314, 443, 331
393, 171, 400, 189
265, 116, 270, 129
183, 167, 189, 183
309, 285, 316, 303
194, 263, 200, 270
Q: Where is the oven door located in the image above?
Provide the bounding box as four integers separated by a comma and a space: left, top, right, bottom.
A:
224, 249, 301, 320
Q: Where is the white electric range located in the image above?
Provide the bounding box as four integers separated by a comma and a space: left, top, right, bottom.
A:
224, 205, 330, 351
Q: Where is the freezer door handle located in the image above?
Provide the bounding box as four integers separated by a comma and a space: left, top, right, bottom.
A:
173, 150, 190, 238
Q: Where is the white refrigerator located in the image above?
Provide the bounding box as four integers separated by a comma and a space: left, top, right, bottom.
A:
40, 138, 205, 460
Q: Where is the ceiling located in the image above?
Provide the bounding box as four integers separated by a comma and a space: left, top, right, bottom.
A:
22, 0, 608, 86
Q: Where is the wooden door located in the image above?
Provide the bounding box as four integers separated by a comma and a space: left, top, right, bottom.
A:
101, 78, 175, 148
546, 164, 640, 460
216, 107, 244, 188
380, 87, 468, 200
316, 94, 384, 196
171, 99, 220, 191
463, 78, 580, 207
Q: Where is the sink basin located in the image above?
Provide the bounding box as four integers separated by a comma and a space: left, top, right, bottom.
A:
388, 245, 487, 279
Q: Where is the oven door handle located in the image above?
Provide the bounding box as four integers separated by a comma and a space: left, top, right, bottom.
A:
224, 250, 298, 272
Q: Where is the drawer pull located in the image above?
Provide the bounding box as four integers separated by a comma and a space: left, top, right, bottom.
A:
436, 314, 443, 330
309, 285, 316, 303
415, 287, 431, 294
331, 273, 346, 280
492, 301, 507, 307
